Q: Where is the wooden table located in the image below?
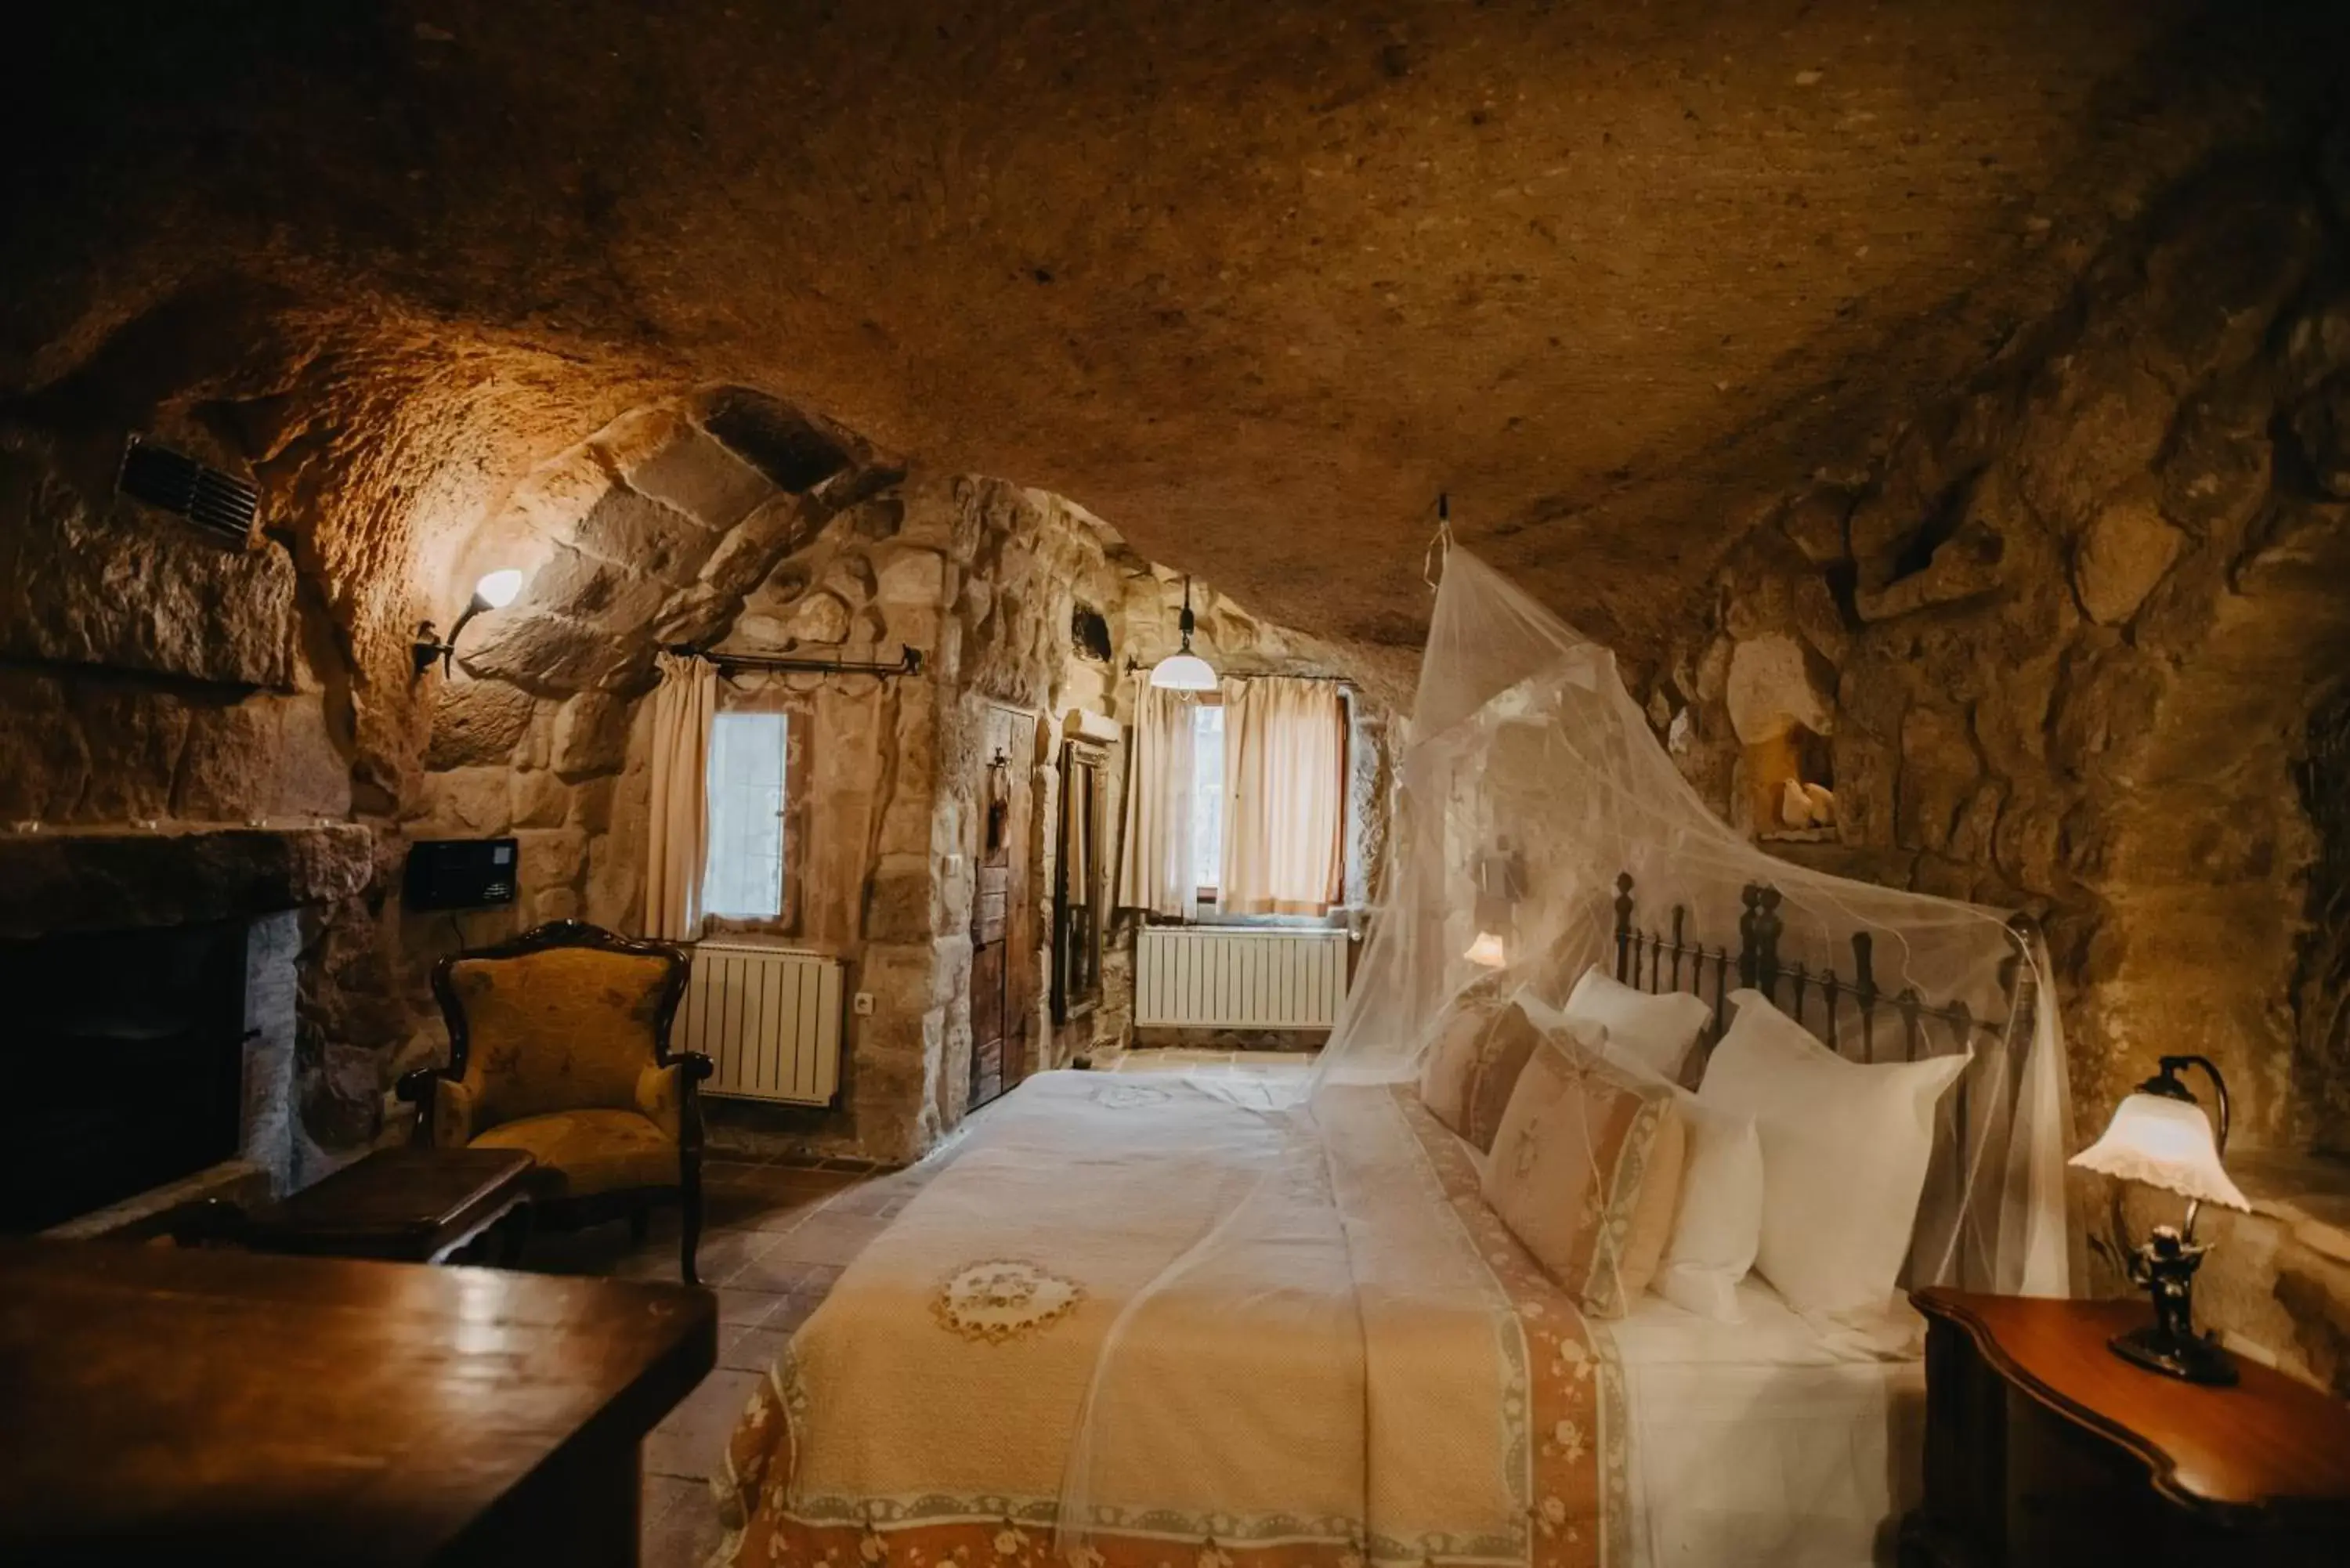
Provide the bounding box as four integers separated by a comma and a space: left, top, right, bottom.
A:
238, 1146, 541, 1263
0, 1238, 717, 1566
1904, 1287, 2350, 1568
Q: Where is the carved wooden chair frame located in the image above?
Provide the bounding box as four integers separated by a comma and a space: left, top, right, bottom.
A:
395, 919, 714, 1284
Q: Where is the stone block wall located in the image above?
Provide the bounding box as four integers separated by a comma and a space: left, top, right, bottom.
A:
0, 351, 1386, 1184
0, 414, 389, 1174
400, 403, 1391, 1165
1642, 150, 2350, 1380
1652, 157, 2350, 1152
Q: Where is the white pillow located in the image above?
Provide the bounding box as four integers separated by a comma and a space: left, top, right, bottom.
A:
1653, 1093, 1764, 1321
1524, 987, 1762, 1321
1559, 965, 1714, 1082
1697, 988, 1965, 1319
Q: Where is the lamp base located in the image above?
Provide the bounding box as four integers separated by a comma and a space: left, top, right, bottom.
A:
2109, 1321, 2237, 1386
2111, 1223, 2236, 1385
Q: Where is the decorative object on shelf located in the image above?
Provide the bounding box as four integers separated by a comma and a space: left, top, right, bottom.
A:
2070, 1054, 2251, 1384
1147, 576, 1217, 692
1779, 778, 1838, 829
116, 435, 260, 547
412, 568, 525, 677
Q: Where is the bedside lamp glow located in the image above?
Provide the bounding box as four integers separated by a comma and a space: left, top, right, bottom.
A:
2068, 1055, 2247, 1385
1463, 931, 1509, 969
2070, 1091, 2250, 1212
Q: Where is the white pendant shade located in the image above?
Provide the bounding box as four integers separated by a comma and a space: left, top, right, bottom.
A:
1148, 649, 1218, 692
1463, 930, 1509, 969
2070, 1092, 2251, 1211
474, 567, 525, 608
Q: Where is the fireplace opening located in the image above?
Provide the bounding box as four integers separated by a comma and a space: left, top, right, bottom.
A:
0, 921, 249, 1232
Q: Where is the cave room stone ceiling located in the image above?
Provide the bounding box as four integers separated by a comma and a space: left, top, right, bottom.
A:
5, 1, 2345, 672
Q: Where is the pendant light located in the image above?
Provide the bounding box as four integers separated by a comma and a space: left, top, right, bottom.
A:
1148, 576, 1218, 692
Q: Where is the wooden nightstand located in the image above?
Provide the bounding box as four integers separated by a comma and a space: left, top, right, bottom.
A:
1903, 1288, 2350, 1567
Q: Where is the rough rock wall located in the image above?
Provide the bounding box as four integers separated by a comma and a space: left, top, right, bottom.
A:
0, 298, 674, 1172
1640, 146, 2350, 1382
1654, 151, 2350, 1155
2297, 689, 2350, 1154
403, 409, 1387, 1165
710, 474, 1390, 1159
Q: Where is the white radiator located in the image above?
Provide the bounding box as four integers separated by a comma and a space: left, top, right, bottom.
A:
676, 941, 844, 1105
1133, 927, 1349, 1030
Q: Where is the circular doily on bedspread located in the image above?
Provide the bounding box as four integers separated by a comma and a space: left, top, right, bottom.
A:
932, 1259, 1085, 1343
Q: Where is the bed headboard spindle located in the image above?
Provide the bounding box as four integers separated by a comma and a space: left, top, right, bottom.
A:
1611, 871, 2026, 1067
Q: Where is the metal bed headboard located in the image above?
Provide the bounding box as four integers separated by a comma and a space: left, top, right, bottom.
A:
1610, 869, 2047, 1288
1609, 871, 2037, 1065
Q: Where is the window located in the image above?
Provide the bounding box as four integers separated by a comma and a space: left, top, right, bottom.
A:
702, 712, 787, 919
1190, 703, 1224, 896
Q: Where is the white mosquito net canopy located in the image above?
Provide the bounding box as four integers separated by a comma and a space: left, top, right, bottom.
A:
1328, 546, 2071, 1293
1054, 544, 2072, 1560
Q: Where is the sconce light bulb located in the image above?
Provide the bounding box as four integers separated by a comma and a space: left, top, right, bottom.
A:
473, 568, 524, 609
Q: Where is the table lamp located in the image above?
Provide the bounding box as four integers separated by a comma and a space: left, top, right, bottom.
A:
2067, 1053, 2251, 1385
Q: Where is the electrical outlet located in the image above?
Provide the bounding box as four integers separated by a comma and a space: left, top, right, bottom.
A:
853, 992, 876, 1017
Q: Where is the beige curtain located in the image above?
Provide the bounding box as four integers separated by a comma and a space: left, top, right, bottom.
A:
645, 651, 718, 941
1115, 685, 1198, 920
1220, 676, 1346, 916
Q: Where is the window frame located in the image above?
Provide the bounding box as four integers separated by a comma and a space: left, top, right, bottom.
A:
1188, 694, 1226, 905
699, 689, 808, 935
1175, 680, 1357, 925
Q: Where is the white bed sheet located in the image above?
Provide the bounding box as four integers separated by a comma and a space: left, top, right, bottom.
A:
1609, 1280, 1926, 1568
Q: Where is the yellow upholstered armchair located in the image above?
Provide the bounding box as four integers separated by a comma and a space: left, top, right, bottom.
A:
395, 920, 714, 1283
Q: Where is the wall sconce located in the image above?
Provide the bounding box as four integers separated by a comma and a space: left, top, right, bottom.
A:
413, 569, 524, 677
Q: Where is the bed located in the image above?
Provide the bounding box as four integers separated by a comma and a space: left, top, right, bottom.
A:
718, 876, 2037, 1568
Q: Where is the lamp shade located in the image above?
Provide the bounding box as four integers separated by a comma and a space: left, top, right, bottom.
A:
1148, 650, 1218, 692
2070, 1092, 2251, 1211
1463, 931, 1509, 969
474, 568, 524, 609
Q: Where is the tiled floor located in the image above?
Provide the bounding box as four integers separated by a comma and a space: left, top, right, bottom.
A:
519, 1153, 920, 1568
526, 1051, 1314, 1567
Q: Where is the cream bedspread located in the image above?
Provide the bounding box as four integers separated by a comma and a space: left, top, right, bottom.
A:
722, 1070, 1624, 1568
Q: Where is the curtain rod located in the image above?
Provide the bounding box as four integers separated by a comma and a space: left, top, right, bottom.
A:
663, 642, 925, 679
1119, 659, 1353, 687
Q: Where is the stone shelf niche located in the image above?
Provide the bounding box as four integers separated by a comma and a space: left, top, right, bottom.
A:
0, 823, 374, 1237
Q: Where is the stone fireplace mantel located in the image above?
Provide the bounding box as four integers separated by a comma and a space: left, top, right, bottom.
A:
0, 823, 374, 939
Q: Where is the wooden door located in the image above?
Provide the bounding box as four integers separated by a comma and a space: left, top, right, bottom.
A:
969, 706, 1037, 1113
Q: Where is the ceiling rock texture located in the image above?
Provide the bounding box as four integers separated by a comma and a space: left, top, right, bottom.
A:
6, 2, 2349, 664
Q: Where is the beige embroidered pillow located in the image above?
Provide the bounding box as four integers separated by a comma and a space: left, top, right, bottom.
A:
1463, 1002, 1546, 1152
1416, 985, 1509, 1136
1482, 1026, 1688, 1317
